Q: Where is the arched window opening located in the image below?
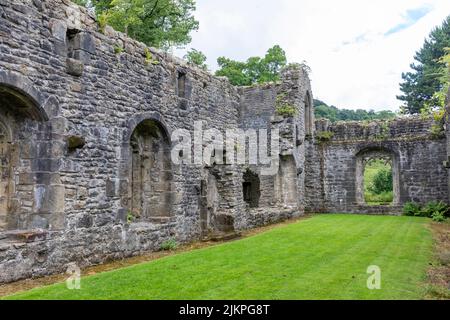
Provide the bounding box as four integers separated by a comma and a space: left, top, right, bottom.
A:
243, 169, 260, 208
130, 119, 172, 222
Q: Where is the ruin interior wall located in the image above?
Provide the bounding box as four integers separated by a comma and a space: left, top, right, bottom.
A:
306, 118, 449, 214
0, 0, 448, 284
0, 0, 307, 283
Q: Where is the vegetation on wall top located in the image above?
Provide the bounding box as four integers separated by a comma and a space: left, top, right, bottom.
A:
184, 48, 208, 70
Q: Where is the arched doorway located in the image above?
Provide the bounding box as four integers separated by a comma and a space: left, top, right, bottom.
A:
129, 119, 173, 222
0, 80, 51, 231
356, 147, 400, 205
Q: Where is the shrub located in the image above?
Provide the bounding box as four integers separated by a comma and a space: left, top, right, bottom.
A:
316, 131, 334, 142
114, 45, 123, 54
432, 212, 446, 222
421, 201, 449, 218
144, 48, 159, 66
430, 124, 445, 139
403, 202, 421, 216
160, 239, 178, 251
276, 104, 297, 117
403, 201, 450, 220
369, 168, 393, 194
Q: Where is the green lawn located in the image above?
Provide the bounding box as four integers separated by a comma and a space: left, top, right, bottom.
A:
4, 214, 433, 300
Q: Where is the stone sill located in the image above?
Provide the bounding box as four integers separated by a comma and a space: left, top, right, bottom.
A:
0, 229, 48, 246
129, 218, 176, 230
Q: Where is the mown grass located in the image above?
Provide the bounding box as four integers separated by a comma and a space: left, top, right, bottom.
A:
4, 215, 433, 300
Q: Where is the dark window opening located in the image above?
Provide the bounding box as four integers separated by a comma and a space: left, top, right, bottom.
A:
66, 29, 80, 59
243, 182, 252, 202
243, 169, 260, 208
178, 72, 186, 98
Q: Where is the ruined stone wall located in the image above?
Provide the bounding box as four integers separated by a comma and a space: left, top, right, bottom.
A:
305, 117, 448, 214
1, 0, 447, 285
0, 0, 308, 283
235, 67, 313, 229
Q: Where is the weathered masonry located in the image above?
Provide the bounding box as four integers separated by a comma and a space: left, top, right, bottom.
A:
305, 118, 448, 214
0, 0, 448, 283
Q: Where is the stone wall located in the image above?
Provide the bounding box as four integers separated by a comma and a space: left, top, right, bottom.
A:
0, 0, 448, 284
235, 67, 313, 229
305, 117, 448, 214
0, 0, 309, 283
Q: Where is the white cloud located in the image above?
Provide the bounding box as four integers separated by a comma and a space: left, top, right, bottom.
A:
175, 0, 450, 111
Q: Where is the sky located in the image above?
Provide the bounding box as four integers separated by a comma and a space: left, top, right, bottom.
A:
174, 0, 450, 111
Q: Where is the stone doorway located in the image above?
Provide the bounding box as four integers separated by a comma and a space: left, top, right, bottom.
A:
356, 148, 400, 206
130, 119, 173, 223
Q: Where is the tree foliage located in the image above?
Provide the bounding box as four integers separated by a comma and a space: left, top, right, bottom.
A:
75, 0, 199, 49
314, 100, 397, 122
215, 45, 287, 86
369, 167, 393, 194
398, 15, 450, 114
184, 48, 208, 70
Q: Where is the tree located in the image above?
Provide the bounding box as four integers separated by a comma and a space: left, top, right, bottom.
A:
76, 0, 199, 49
369, 167, 393, 194
215, 45, 287, 86
184, 48, 208, 70
215, 57, 251, 86
313, 100, 397, 122
398, 16, 450, 114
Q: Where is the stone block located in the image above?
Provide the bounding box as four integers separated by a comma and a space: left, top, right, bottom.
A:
34, 184, 65, 214
66, 58, 84, 76
49, 19, 67, 42
71, 32, 96, 54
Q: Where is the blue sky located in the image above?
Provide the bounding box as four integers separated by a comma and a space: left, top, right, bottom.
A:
385, 6, 433, 36
175, 0, 450, 111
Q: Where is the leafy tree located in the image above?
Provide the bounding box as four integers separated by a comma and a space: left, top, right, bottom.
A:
369, 168, 393, 194
398, 16, 450, 114
216, 45, 287, 86
184, 48, 208, 70
76, 0, 199, 49
215, 57, 251, 86
313, 100, 397, 122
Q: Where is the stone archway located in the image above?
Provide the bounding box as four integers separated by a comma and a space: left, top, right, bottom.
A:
355, 147, 400, 205
0, 71, 49, 122
129, 119, 173, 223
0, 78, 57, 231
